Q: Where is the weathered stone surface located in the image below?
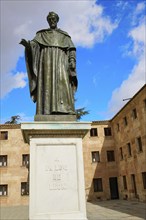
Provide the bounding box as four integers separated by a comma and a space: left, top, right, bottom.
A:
34, 114, 77, 122
21, 121, 91, 143
29, 137, 88, 220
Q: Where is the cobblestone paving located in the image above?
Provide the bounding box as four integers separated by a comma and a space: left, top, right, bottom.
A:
0, 200, 145, 220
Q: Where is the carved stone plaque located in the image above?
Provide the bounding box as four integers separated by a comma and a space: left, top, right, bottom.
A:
30, 139, 81, 215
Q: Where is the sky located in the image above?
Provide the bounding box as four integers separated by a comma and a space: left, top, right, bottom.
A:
0, 0, 146, 123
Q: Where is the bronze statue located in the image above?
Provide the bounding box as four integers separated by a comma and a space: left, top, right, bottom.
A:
20, 12, 77, 118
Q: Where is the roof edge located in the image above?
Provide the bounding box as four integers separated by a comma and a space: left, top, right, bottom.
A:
0, 124, 21, 129
111, 84, 146, 121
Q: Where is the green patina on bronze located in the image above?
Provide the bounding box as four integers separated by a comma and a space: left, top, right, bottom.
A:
20, 12, 77, 119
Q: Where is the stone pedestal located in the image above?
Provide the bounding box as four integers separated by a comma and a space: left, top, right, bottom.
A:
21, 122, 90, 220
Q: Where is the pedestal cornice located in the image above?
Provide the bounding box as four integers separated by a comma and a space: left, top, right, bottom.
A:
21, 121, 91, 143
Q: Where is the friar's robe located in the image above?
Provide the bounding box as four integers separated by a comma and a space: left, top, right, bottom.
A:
25, 28, 77, 115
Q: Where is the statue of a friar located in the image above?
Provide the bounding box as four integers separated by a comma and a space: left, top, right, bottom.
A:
20, 12, 77, 120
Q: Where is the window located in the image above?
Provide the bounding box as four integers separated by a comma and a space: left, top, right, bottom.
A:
21, 182, 29, 195
136, 137, 143, 152
123, 117, 128, 126
127, 143, 132, 156
120, 147, 123, 160
91, 151, 100, 163
143, 99, 146, 110
117, 123, 120, 132
0, 185, 8, 196
0, 155, 7, 167
142, 172, 146, 189
90, 128, 98, 137
22, 154, 29, 166
132, 108, 137, 119
107, 150, 115, 162
104, 127, 112, 136
123, 176, 127, 190
131, 174, 137, 195
0, 131, 8, 140
93, 178, 103, 192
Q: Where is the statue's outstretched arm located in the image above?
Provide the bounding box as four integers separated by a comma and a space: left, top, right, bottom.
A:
19, 39, 29, 48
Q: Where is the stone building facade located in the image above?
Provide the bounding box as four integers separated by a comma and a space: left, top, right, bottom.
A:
83, 121, 118, 201
0, 125, 29, 206
84, 85, 146, 202
0, 85, 146, 206
111, 84, 146, 202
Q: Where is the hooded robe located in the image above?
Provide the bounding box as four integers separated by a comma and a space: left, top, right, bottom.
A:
25, 28, 77, 115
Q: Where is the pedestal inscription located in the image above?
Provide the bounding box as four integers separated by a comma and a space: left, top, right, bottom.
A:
45, 159, 68, 190
30, 139, 83, 217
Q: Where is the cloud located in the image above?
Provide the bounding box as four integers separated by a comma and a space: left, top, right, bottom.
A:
128, 19, 145, 57
135, 2, 145, 13
92, 76, 97, 87
131, 1, 145, 25
76, 99, 90, 110
1, 72, 27, 98
108, 56, 145, 116
1, 0, 118, 98
63, 3, 118, 47
17, 113, 34, 122
116, 1, 128, 9
107, 6, 146, 118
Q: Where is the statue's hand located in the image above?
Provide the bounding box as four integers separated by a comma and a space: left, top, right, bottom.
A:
69, 59, 75, 70
19, 39, 29, 47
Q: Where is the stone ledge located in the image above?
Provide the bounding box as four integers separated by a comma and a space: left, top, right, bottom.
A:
34, 114, 77, 121
21, 121, 91, 143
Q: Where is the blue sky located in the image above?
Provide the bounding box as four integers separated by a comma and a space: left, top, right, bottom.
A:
0, 0, 145, 123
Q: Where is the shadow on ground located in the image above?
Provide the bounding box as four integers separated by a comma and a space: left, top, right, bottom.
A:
88, 199, 146, 219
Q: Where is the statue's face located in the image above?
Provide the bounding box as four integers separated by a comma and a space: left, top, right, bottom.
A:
48, 16, 58, 29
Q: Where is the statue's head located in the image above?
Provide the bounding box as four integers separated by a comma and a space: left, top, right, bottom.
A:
47, 12, 59, 29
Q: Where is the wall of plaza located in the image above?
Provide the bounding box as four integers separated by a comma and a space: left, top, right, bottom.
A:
0, 85, 146, 206
111, 84, 146, 202
83, 121, 118, 201
84, 85, 146, 202
0, 125, 29, 206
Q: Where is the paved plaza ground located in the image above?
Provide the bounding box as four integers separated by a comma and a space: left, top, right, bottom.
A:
0, 200, 145, 220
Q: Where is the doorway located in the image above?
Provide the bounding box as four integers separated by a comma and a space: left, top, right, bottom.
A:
131, 174, 137, 198
109, 177, 119, 199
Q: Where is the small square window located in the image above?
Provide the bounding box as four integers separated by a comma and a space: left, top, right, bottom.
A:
132, 108, 137, 119
21, 182, 29, 196
0, 131, 8, 140
127, 143, 132, 156
0, 185, 8, 196
107, 150, 115, 162
104, 127, 112, 136
142, 172, 146, 189
91, 151, 100, 163
123, 117, 128, 126
0, 155, 7, 167
136, 137, 143, 152
90, 128, 98, 137
93, 178, 103, 192
22, 154, 29, 166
